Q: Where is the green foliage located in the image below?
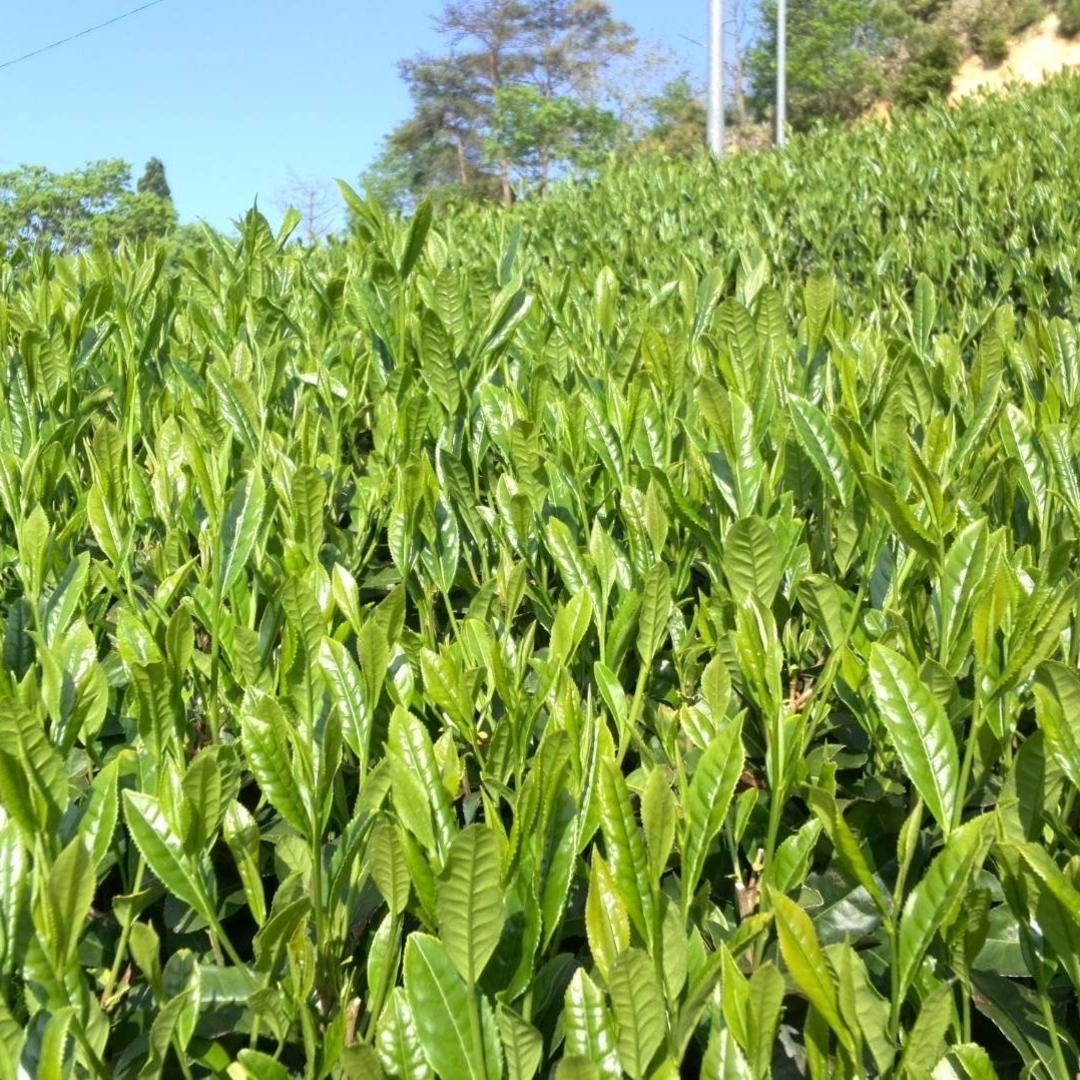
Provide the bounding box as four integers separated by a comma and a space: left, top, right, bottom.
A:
972, 5, 1012, 63
635, 76, 707, 159
136, 157, 172, 202
895, 26, 961, 106
487, 85, 619, 194
750, 0, 889, 129
0, 158, 177, 254
3, 72, 1080, 1076
362, 0, 633, 208
1010, 0, 1047, 31
1060, 0, 1080, 35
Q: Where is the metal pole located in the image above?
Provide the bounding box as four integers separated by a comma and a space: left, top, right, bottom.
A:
776, 0, 787, 146
707, 0, 724, 156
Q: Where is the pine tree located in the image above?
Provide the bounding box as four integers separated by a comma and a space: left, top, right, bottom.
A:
363, 0, 633, 207
137, 158, 172, 202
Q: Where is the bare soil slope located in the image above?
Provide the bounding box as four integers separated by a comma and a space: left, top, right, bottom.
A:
950, 14, 1080, 100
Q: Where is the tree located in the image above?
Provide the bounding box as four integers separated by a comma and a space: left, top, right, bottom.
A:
893, 24, 960, 106
727, 0, 754, 128
487, 84, 619, 192
515, 0, 634, 191
363, 53, 503, 211
276, 169, 338, 244
0, 159, 177, 255
749, 0, 889, 130
137, 157, 172, 201
635, 75, 708, 158
363, 0, 634, 208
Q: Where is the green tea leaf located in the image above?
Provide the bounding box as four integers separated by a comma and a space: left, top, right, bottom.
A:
869, 644, 959, 835
683, 717, 744, 906
746, 964, 785, 1080
1032, 661, 1080, 792
723, 517, 784, 606
608, 949, 666, 1080
377, 986, 432, 1080
404, 933, 492, 1080
563, 968, 620, 1078
641, 766, 676, 884
897, 816, 992, 1000
636, 562, 671, 666
598, 759, 655, 947
319, 636, 373, 774
122, 790, 211, 922
241, 708, 309, 838
437, 825, 505, 986
899, 980, 954, 1078
400, 199, 433, 279
585, 852, 630, 984
370, 822, 412, 919
772, 891, 852, 1054
40, 836, 94, 970
218, 470, 265, 595
496, 1004, 543, 1080
223, 801, 266, 927
789, 397, 853, 505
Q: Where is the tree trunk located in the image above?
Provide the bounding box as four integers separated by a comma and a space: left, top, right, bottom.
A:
734, 57, 748, 128
486, 45, 513, 207
455, 133, 470, 189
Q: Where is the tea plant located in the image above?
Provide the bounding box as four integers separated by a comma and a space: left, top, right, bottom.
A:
1, 74, 1080, 1079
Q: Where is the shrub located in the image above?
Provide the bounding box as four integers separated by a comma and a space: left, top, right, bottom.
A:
895, 28, 962, 106
972, 7, 1012, 63
1061, 0, 1080, 35
1009, 0, 1046, 31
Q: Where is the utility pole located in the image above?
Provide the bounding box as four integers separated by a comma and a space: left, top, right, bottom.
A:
776, 0, 787, 146
707, 0, 724, 156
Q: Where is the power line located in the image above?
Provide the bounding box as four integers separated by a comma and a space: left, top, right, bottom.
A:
0, 0, 168, 73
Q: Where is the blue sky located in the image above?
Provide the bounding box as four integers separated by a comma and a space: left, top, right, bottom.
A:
0, 1, 722, 230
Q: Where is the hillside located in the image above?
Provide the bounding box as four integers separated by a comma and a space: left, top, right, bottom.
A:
480, 71, 1080, 338
2, 68, 1080, 1076
951, 12, 1080, 98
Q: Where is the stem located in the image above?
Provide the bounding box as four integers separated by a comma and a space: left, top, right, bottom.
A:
616, 661, 651, 766
953, 690, 983, 832
888, 800, 922, 1042
72, 1021, 110, 1080
102, 859, 146, 1009
310, 814, 329, 1004
724, 817, 745, 917
1038, 983, 1070, 1080
1061, 787, 1076, 832
441, 589, 460, 640
762, 700, 789, 899
361, 915, 400, 1042
888, 922, 902, 1044
1072, 588, 1080, 669
803, 576, 869, 750
468, 982, 485, 1076
174, 1044, 196, 1080
754, 707, 789, 965
208, 569, 224, 743
206, 909, 258, 991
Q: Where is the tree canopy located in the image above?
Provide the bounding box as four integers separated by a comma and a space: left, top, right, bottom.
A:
748, 0, 1057, 131
750, 0, 890, 130
0, 158, 177, 255
136, 157, 172, 201
363, 0, 635, 208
